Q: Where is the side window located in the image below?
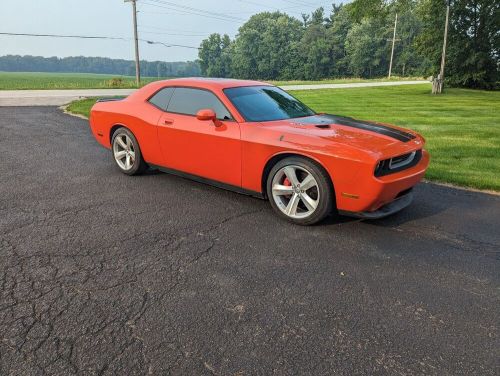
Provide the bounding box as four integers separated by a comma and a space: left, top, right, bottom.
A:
148, 87, 174, 110
167, 88, 232, 120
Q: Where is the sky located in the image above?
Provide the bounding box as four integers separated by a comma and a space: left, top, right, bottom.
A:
0, 0, 338, 63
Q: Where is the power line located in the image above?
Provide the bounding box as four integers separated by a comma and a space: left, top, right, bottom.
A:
139, 0, 245, 23
0, 31, 200, 50
139, 1, 240, 22
237, 0, 282, 12
139, 30, 208, 37
0, 32, 129, 41
138, 25, 209, 33
235, 0, 333, 18
141, 39, 199, 50
146, 0, 245, 21
279, 0, 323, 7
235, 0, 314, 16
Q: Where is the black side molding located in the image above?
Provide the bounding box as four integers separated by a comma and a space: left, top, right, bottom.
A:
149, 164, 265, 199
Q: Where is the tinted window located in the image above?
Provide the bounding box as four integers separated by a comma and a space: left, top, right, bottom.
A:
148, 87, 174, 110
224, 86, 315, 122
167, 88, 232, 120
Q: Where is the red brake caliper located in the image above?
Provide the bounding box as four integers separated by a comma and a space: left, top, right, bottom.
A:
283, 177, 292, 195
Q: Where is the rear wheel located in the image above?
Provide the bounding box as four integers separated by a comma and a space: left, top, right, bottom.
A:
266, 157, 334, 225
111, 127, 147, 175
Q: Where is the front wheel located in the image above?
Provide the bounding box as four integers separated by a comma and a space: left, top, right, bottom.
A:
111, 127, 147, 175
266, 157, 334, 225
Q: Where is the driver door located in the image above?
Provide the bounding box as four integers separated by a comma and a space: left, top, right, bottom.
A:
156, 87, 242, 187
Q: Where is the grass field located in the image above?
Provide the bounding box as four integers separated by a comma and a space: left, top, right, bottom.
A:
0, 72, 166, 90
0, 71, 425, 90
66, 84, 500, 191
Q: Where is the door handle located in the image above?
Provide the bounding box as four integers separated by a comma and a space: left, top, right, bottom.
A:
163, 118, 174, 125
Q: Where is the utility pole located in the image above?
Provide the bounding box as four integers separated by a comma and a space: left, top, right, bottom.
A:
432, 0, 450, 94
125, 0, 140, 86
388, 13, 398, 79
439, 1, 450, 90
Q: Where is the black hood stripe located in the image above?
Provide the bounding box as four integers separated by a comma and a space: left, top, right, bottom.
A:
292, 114, 416, 142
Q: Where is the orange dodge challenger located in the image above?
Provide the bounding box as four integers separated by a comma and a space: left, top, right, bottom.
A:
89, 78, 429, 225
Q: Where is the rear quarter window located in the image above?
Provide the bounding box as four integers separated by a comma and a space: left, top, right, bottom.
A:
148, 87, 174, 110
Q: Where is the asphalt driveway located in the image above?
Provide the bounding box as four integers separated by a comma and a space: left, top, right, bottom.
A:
0, 107, 498, 375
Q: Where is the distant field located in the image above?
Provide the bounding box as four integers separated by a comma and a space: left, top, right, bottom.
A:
0, 72, 167, 90
66, 84, 499, 191
0, 71, 425, 90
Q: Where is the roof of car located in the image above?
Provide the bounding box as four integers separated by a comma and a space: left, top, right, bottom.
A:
149, 77, 271, 90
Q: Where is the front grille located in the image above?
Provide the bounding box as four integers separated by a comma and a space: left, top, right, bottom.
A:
375, 150, 422, 177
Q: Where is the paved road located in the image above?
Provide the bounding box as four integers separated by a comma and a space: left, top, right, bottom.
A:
282, 80, 428, 91
0, 80, 428, 106
0, 107, 498, 375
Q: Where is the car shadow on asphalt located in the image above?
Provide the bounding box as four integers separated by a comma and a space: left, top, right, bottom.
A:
350, 181, 499, 229
325, 182, 452, 228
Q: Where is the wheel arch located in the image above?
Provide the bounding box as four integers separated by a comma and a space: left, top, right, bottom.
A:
110, 123, 129, 144
261, 152, 335, 200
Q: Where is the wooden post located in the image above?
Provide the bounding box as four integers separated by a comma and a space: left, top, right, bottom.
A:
388, 13, 398, 79
125, 0, 141, 87
433, 1, 450, 94
440, 3, 450, 85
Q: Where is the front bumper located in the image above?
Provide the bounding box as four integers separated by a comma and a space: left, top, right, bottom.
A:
334, 149, 429, 215
338, 190, 413, 219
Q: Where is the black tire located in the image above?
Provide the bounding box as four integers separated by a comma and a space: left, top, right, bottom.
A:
111, 127, 148, 175
266, 157, 334, 225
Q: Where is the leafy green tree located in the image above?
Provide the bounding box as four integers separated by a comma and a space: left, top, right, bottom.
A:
0, 55, 200, 77
348, 0, 388, 22
231, 12, 303, 80
310, 7, 327, 25
392, 8, 430, 76
194, 0, 497, 88
327, 4, 353, 77
299, 21, 332, 79
345, 17, 390, 77
198, 33, 232, 77
416, 0, 499, 89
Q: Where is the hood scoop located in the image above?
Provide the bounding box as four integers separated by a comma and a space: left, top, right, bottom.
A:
314, 124, 331, 129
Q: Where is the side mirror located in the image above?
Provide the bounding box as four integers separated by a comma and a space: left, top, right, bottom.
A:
196, 109, 217, 122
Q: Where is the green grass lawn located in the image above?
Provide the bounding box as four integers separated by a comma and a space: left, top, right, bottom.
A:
67, 84, 500, 191
65, 98, 106, 117
0, 71, 167, 90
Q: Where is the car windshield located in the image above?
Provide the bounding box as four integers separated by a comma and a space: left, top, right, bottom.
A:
224, 85, 315, 122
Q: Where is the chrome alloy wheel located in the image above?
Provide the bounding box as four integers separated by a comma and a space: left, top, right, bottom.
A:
113, 133, 136, 171
271, 165, 320, 219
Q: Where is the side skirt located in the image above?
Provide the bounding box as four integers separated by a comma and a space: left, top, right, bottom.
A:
149, 164, 265, 200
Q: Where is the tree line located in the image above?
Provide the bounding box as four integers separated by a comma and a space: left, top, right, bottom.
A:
198, 0, 498, 89
0, 55, 201, 78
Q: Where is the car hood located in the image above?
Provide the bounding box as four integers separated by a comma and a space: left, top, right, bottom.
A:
259, 114, 422, 158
